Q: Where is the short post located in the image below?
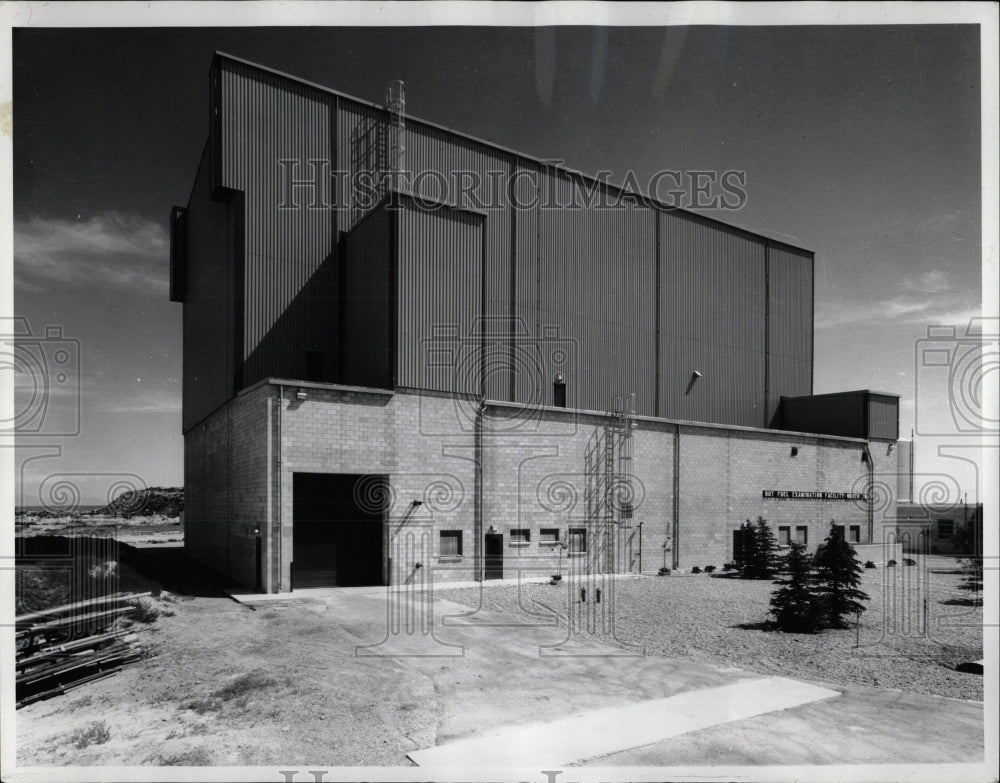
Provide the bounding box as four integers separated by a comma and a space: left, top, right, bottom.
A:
580, 587, 586, 603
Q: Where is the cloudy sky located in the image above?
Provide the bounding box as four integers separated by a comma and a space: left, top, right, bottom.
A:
5, 6, 995, 506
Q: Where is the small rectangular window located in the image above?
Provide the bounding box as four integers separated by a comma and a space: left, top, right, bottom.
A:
568, 527, 587, 554
540, 528, 560, 545
795, 526, 808, 546
510, 528, 530, 546
849, 525, 861, 543
778, 526, 791, 545
440, 530, 462, 558
938, 520, 953, 540
620, 502, 634, 520
833, 524, 846, 538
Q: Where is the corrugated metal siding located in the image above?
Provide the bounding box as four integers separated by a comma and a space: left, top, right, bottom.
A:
513, 162, 541, 406
343, 205, 394, 389
537, 171, 657, 414
658, 211, 766, 426
868, 394, 899, 440
767, 243, 814, 425
397, 200, 483, 394
781, 392, 867, 438
218, 60, 336, 387
336, 99, 390, 231
183, 145, 234, 432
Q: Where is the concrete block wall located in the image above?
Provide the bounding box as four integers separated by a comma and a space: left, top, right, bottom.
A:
184, 382, 897, 592
184, 385, 271, 589
676, 425, 875, 568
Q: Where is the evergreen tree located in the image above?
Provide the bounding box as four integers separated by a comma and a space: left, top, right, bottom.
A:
736, 520, 756, 578
813, 522, 869, 628
740, 516, 779, 579
770, 542, 823, 632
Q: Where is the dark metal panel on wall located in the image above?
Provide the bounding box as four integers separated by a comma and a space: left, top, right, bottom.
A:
343, 204, 395, 389
781, 392, 867, 438
767, 242, 814, 425
182, 145, 234, 433
658, 210, 767, 426
218, 59, 337, 388
397, 199, 484, 395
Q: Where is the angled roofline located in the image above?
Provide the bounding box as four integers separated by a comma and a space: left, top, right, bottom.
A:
212, 51, 815, 257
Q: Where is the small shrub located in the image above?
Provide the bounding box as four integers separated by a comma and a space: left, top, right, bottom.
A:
722, 562, 736, 572
887, 559, 897, 567
69, 720, 111, 749
657, 567, 671, 576
903, 558, 916, 566
88, 560, 118, 579
131, 597, 160, 623
691, 566, 702, 574
704, 565, 716, 573
155, 747, 213, 766
864, 560, 876, 569
550, 574, 562, 582
212, 670, 276, 702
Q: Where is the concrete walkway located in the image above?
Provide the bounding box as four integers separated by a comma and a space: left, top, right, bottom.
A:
408, 676, 840, 767
232, 584, 984, 766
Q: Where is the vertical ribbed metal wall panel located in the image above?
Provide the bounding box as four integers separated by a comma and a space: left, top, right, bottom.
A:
336, 100, 390, 231
868, 394, 899, 440
781, 392, 866, 438
397, 200, 483, 394
767, 243, 814, 425
343, 205, 394, 389
537, 171, 657, 414
513, 162, 541, 406
658, 211, 767, 426
182, 145, 234, 432
219, 60, 336, 386
405, 123, 513, 400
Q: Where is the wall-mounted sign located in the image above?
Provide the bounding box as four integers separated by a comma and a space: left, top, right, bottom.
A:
763, 490, 867, 501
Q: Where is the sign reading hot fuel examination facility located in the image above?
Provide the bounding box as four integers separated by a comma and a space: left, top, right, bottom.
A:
763, 490, 867, 500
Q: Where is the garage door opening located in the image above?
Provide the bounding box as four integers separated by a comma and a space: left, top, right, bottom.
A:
292, 473, 386, 589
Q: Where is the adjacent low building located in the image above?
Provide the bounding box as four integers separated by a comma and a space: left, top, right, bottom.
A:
171, 53, 899, 592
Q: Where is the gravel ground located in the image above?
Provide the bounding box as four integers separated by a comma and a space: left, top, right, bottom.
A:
436, 557, 984, 702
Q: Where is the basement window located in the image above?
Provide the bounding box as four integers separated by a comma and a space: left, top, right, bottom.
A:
568, 527, 587, 555
439, 530, 463, 559
539, 528, 560, 546
510, 528, 530, 546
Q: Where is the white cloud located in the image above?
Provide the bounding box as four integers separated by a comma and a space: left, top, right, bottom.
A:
15, 212, 169, 295
815, 292, 981, 332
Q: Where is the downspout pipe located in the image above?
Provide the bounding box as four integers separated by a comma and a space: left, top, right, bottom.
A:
277, 384, 284, 591
672, 423, 680, 569
475, 396, 486, 582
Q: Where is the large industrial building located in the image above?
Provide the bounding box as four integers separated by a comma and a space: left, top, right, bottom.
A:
171, 53, 899, 593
